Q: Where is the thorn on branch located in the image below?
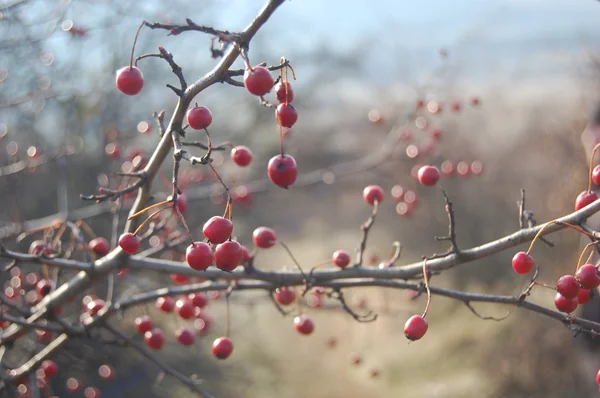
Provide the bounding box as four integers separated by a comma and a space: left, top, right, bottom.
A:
427, 190, 459, 260
355, 201, 379, 267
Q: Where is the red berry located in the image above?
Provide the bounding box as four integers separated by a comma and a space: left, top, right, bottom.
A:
175, 298, 195, 319
274, 81, 294, 103
252, 226, 277, 249
267, 154, 297, 188
231, 145, 253, 167
36, 279, 53, 297
186, 106, 212, 130
554, 293, 578, 313
332, 250, 351, 268
170, 273, 189, 285
189, 292, 208, 308
98, 364, 115, 380
144, 328, 165, 350
596, 369, 600, 385
511, 252, 534, 275
29, 240, 52, 256
417, 165, 441, 186
212, 337, 234, 359
186, 242, 214, 271
172, 193, 188, 214
156, 296, 174, 312
243, 66, 274, 96
577, 288, 593, 304
86, 299, 105, 316
576, 264, 600, 289
274, 287, 295, 305
575, 190, 599, 211
294, 314, 314, 335
363, 185, 384, 206
134, 315, 152, 334
214, 240, 243, 272
593, 165, 600, 186
118, 233, 140, 254
115, 66, 144, 95
202, 216, 233, 244
404, 315, 428, 341
176, 328, 195, 346
241, 245, 252, 263
89, 237, 110, 256
40, 360, 58, 378
556, 275, 580, 299
275, 103, 298, 127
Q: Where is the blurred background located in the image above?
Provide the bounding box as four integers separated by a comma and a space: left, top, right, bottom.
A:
1, 0, 600, 397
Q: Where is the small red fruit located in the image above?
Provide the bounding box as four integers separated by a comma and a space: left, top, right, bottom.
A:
332, 250, 351, 268
294, 314, 314, 335
511, 252, 534, 275
274, 287, 295, 305
231, 146, 253, 167
134, 315, 152, 334
404, 315, 428, 341
194, 312, 212, 336
417, 165, 440, 186
156, 296, 174, 312
554, 293, 578, 313
274, 81, 294, 103
176, 328, 195, 346
115, 66, 144, 95
556, 275, 580, 299
267, 154, 298, 188
189, 292, 208, 308
175, 298, 195, 319
363, 185, 384, 206
243, 66, 274, 96
29, 240, 52, 256
275, 103, 298, 127
596, 369, 600, 385
252, 226, 277, 249
212, 336, 234, 359
118, 233, 140, 254
89, 237, 110, 256
577, 288, 593, 304
40, 360, 58, 378
575, 190, 599, 211
186, 106, 212, 130
576, 264, 600, 289
186, 242, 214, 271
202, 216, 233, 244
144, 328, 165, 350
214, 240, 243, 272
593, 165, 600, 186
36, 279, 53, 297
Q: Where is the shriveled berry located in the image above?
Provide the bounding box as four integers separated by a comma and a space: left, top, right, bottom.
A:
332, 250, 351, 268
115, 66, 144, 95
363, 185, 384, 206
275, 103, 298, 127
214, 240, 243, 272
294, 314, 314, 335
267, 154, 297, 188
417, 165, 440, 186
252, 226, 277, 249
118, 233, 140, 254
554, 293, 578, 313
243, 66, 274, 96
274, 287, 295, 305
202, 216, 233, 244
186, 242, 214, 271
556, 275, 580, 299
186, 106, 212, 130
404, 315, 428, 341
231, 146, 253, 167
575, 264, 600, 289
511, 251, 534, 275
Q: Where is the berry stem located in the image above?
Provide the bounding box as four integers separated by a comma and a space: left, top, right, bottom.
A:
175, 207, 195, 245
75, 220, 97, 239
527, 220, 594, 255
588, 142, 600, 192
208, 162, 233, 218
278, 125, 285, 157
127, 200, 171, 221
421, 259, 432, 319
576, 241, 598, 272
133, 206, 170, 236
225, 294, 231, 338
130, 21, 146, 69
279, 240, 308, 284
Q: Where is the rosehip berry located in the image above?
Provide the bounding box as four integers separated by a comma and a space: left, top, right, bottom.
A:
40, 360, 58, 378
332, 250, 351, 268
577, 288, 593, 304
156, 296, 174, 312
186, 242, 214, 271
243, 66, 274, 96
134, 315, 152, 334
212, 336, 234, 359
115, 66, 144, 95
267, 154, 298, 188
274, 287, 295, 305
202, 216, 233, 244
214, 240, 243, 272
275, 103, 298, 127
118, 233, 140, 254
363, 185, 384, 206
404, 315, 428, 341
170, 273, 189, 284
189, 292, 208, 308
175, 298, 195, 319
596, 369, 600, 385
241, 245, 252, 263
231, 145, 253, 167
252, 226, 277, 249
144, 328, 165, 350
556, 275, 580, 299
176, 328, 195, 346
274, 81, 294, 103
575, 190, 599, 211
417, 165, 441, 186
294, 314, 314, 335
554, 292, 578, 313
36, 279, 53, 297
186, 106, 212, 130
511, 251, 534, 275
576, 263, 600, 289
89, 237, 110, 257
